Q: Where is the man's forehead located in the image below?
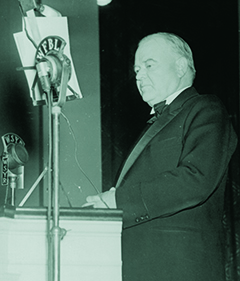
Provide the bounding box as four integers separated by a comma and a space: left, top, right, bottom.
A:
141, 36, 167, 47
135, 37, 170, 62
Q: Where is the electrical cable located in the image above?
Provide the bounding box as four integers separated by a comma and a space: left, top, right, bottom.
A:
60, 181, 73, 208
60, 112, 110, 208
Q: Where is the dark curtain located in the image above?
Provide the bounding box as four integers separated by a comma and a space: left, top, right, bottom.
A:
99, 0, 240, 280
224, 149, 240, 280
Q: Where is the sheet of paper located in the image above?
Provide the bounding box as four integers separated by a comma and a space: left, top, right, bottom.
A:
13, 16, 82, 106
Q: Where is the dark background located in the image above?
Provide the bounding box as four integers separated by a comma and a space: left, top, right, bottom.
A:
99, 0, 239, 190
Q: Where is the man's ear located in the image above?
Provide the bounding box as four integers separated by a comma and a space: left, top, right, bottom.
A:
176, 57, 188, 78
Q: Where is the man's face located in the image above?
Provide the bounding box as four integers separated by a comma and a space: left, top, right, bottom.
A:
134, 37, 180, 107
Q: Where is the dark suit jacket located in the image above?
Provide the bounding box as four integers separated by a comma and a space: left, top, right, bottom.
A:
115, 87, 238, 281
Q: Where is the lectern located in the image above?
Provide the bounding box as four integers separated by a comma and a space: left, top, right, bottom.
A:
0, 205, 123, 281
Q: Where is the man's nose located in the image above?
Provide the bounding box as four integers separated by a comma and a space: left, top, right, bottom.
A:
136, 68, 147, 80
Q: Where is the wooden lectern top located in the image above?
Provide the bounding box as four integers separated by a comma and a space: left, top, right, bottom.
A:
0, 204, 123, 221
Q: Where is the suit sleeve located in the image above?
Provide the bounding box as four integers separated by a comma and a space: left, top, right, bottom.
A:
115, 96, 237, 228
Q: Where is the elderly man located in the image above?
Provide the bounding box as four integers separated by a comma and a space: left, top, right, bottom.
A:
85, 32, 237, 281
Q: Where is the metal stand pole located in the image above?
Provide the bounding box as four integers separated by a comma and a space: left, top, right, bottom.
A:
51, 105, 66, 281
9, 174, 17, 206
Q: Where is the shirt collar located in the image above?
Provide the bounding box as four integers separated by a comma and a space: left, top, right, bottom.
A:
150, 85, 191, 115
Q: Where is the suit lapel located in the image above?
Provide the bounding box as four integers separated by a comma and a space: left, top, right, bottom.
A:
115, 87, 199, 188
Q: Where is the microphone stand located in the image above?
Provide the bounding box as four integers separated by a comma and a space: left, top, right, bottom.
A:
51, 105, 66, 281
49, 59, 70, 281
36, 56, 70, 281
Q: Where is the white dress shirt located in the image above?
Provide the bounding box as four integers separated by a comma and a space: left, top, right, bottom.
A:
150, 86, 191, 115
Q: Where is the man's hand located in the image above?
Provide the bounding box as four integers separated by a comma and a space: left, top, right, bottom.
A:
83, 187, 117, 209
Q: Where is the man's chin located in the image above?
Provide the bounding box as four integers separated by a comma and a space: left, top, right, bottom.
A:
141, 94, 154, 106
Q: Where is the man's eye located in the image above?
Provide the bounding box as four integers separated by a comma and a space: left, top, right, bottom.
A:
146, 64, 152, 68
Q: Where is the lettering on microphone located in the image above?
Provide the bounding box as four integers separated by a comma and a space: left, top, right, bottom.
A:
1, 156, 8, 185
36, 36, 64, 61
2, 133, 23, 147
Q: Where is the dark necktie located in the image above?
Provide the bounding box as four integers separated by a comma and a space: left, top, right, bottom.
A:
147, 100, 167, 124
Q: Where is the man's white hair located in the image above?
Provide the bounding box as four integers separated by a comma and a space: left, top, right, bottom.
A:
139, 32, 196, 80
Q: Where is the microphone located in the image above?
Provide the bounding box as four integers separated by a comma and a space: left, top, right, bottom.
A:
7, 143, 29, 172
35, 37, 72, 107
36, 61, 51, 93
1, 133, 29, 205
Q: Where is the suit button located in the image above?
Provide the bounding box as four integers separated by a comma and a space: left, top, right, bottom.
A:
145, 214, 150, 219
135, 217, 140, 223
